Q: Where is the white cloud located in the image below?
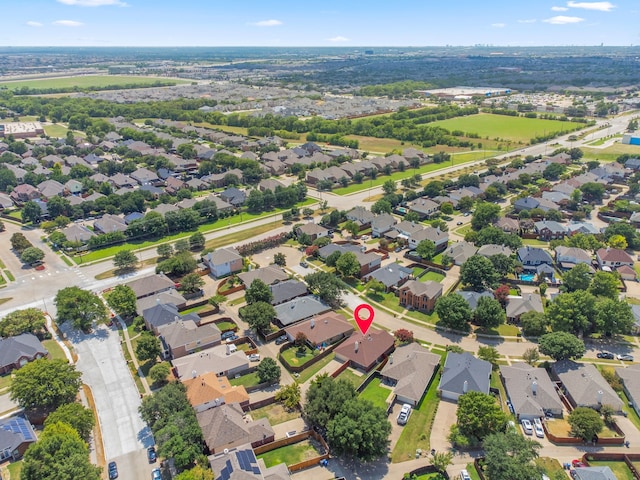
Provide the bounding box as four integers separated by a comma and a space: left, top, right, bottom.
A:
327, 36, 350, 42
52, 20, 84, 27
543, 15, 585, 24
518, 19, 537, 23
567, 1, 616, 11
552, 6, 569, 11
249, 19, 282, 27
26, 21, 43, 27
491, 23, 506, 28
57, 0, 127, 6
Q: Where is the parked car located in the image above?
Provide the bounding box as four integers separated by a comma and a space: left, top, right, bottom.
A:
597, 352, 615, 359
248, 353, 260, 362
460, 469, 471, 480
456, 221, 463, 225
618, 354, 634, 361
394, 246, 403, 253
533, 418, 545, 438
221, 331, 236, 340
225, 334, 239, 343
152, 468, 162, 480
521, 419, 533, 435
300, 261, 308, 268
275, 335, 288, 345
397, 404, 412, 425
147, 446, 157, 463
463, 212, 470, 217
108, 461, 118, 479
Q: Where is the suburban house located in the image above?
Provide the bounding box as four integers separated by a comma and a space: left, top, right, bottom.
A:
566, 221, 600, 236
596, 248, 634, 270
371, 213, 398, 238
517, 246, 553, 269
398, 280, 443, 313
494, 217, 519, 234
136, 289, 186, 313
158, 319, 222, 359
238, 265, 288, 288
126, 273, 176, 299
346, 206, 376, 228
334, 329, 395, 372
10, 184, 40, 204
616, 364, 640, 417
551, 360, 623, 412
477, 244, 512, 258
555, 246, 593, 269
572, 467, 617, 480
534, 220, 567, 241
205, 248, 243, 278
318, 244, 383, 277
458, 290, 494, 310
270, 279, 308, 305
408, 226, 449, 252
61, 223, 95, 244
444, 242, 477, 266
219, 187, 246, 207
183, 372, 249, 413
197, 402, 274, 454
506, 294, 544, 322
284, 312, 354, 346
407, 198, 439, 219
499, 364, 563, 420
93, 214, 128, 234
172, 344, 250, 380
142, 303, 201, 334
273, 296, 331, 328
0, 416, 37, 461
208, 444, 291, 480
618, 265, 637, 281
296, 223, 329, 241
380, 343, 440, 406
363, 264, 413, 291
130, 167, 160, 185
37, 179, 66, 199
438, 352, 491, 402
386, 220, 424, 243
0, 333, 49, 375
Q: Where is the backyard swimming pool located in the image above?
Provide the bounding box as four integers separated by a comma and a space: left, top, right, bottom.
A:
520, 273, 535, 281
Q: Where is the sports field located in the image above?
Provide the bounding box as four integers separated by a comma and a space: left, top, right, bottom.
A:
431, 113, 584, 143
582, 143, 640, 161
0, 75, 188, 90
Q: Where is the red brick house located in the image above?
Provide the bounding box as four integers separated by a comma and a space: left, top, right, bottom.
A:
398, 280, 443, 313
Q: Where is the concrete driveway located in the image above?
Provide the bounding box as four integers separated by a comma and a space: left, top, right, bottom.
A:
64, 323, 154, 480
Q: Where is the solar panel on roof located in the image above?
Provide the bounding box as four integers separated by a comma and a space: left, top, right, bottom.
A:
237, 450, 250, 471
246, 450, 257, 463
252, 467, 261, 475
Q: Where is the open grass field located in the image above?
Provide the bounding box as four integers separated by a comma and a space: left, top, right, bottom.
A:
43, 123, 71, 138
582, 143, 640, 161
193, 122, 250, 136
250, 403, 300, 425
431, 113, 584, 144
257, 439, 321, 468
359, 377, 392, 409
0, 75, 188, 91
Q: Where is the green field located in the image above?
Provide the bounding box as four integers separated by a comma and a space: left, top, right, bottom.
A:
0, 75, 189, 91
582, 143, 640, 161
257, 439, 321, 468
359, 377, 392, 409
431, 113, 584, 143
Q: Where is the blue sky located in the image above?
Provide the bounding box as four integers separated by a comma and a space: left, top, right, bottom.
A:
1, 0, 638, 47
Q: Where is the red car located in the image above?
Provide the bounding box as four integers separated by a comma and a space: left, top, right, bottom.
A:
572, 459, 585, 468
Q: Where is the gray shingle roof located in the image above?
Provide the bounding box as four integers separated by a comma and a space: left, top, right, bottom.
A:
237, 265, 288, 288
273, 296, 331, 326
367, 264, 412, 288
438, 352, 491, 397
381, 343, 440, 404
270, 279, 308, 305
0, 333, 48, 370
552, 360, 623, 410
500, 364, 563, 418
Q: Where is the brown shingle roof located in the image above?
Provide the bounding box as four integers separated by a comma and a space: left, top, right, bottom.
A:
183, 372, 249, 409
284, 312, 354, 345
334, 329, 395, 371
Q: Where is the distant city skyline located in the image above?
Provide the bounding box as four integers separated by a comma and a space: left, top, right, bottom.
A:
1, 0, 639, 47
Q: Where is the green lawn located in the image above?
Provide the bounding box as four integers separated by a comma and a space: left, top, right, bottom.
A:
582, 143, 640, 161
391, 371, 441, 463
257, 439, 321, 468
475, 323, 521, 337
43, 123, 71, 138
405, 309, 439, 325
294, 352, 336, 384
42, 339, 68, 362
214, 320, 237, 331
250, 403, 300, 425
359, 377, 392, 409
6, 460, 22, 480
336, 368, 365, 388
466, 463, 482, 480
193, 122, 250, 136
229, 371, 261, 388
0, 374, 12, 390
535, 457, 565, 478
0, 75, 189, 90
366, 291, 405, 314
420, 271, 445, 283
331, 155, 482, 195
431, 113, 584, 144
588, 461, 634, 480
521, 238, 549, 246
281, 345, 321, 367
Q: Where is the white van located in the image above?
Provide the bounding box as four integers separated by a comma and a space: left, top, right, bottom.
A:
460, 469, 471, 480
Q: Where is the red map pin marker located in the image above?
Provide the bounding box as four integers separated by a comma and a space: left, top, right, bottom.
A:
354, 303, 375, 335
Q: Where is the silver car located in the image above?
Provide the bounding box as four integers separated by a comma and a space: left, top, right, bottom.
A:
397, 404, 412, 425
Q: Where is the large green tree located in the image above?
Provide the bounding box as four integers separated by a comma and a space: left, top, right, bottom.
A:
240, 301, 275, 334
54, 286, 108, 331
460, 255, 500, 291
335, 251, 360, 277
416, 239, 436, 260
327, 398, 391, 461
457, 391, 507, 441
546, 290, 596, 335
0, 307, 46, 337
257, 357, 281, 384
175, 466, 214, 480
21, 422, 101, 480
178, 273, 205, 294
21, 247, 45, 265
304, 374, 357, 428
595, 298, 635, 336
435, 294, 472, 331
483, 431, 543, 480
44, 402, 95, 442
113, 249, 138, 270
135, 332, 162, 362
245, 278, 273, 305
471, 202, 500, 230
589, 271, 620, 299
10, 232, 33, 252
474, 296, 505, 329
538, 332, 585, 361
519, 311, 548, 337
562, 263, 592, 292
568, 407, 604, 441
304, 271, 346, 307
10, 359, 82, 411
106, 285, 137, 318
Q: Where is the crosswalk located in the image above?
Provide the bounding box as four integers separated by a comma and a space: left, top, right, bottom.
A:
16, 267, 86, 284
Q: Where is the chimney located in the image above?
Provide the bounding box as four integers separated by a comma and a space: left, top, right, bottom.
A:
310, 319, 315, 329
368, 334, 372, 341
597, 390, 603, 404
532, 381, 537, 396
354, 341, 359, 353
389, 354, 393, 364
192, 369, 197, 378
463, 380, 469, 393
